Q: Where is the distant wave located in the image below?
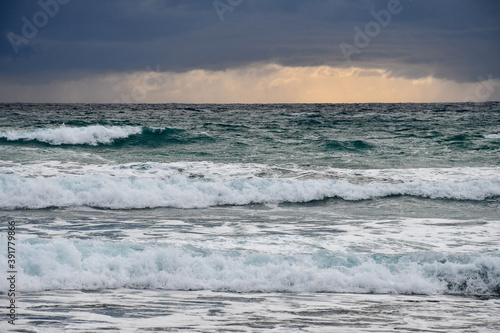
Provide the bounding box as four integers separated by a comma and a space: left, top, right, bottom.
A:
1, 172, 499, 209
1, 237, 498, 296
0, 125, 214, 146
484, 133, 500, 139
324, 139, 374, 151
0, 125, 142, 146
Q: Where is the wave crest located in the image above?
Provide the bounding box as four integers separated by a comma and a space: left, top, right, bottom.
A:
0, 125, 142, 145
1, 174, 499, 209
1, 238, 498, 296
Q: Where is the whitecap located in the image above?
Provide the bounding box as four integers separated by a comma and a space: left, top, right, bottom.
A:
0, 125, 142, 145
1, 237, 498, 296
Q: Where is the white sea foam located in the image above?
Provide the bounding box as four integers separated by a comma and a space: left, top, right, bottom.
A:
484, 133, 500, 139
3, 161, 500, 183
0, 172, 499, 209
0, 237, 498, 296
0, 125, 142, 145
1, 162, 500, 209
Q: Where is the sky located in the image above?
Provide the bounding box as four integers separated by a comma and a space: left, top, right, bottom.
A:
0, 0, 499, 103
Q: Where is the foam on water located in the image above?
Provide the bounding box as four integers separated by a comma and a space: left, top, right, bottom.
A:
0, 125, 142, 145
1, 172, 499, 209
4, 161, 500, 182
1, 162, 500, 209
484, 133, 500, 139
0, 237, 498, 296
2, 104, 500, 331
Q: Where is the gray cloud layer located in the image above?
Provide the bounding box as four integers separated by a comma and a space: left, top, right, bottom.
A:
1, 0, 499, 84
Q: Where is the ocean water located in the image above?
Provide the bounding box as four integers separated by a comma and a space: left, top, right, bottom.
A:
1, 103, 499, 332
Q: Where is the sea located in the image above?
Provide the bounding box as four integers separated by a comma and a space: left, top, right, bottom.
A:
1, 103, 499, 332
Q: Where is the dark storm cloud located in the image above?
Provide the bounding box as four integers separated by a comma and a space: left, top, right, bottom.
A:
0, 0, 499, 84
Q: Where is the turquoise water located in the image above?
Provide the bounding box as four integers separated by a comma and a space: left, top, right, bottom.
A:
2, 103, 499, 167
1, 103, 499, 332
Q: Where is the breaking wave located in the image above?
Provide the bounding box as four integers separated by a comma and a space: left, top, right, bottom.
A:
0, 125, 203, 146
0, 125, 143, 146
1, 237, 498, 296
1, 172, 499, 209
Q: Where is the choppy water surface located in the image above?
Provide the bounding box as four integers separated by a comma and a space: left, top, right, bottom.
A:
1, 103, 499, 332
